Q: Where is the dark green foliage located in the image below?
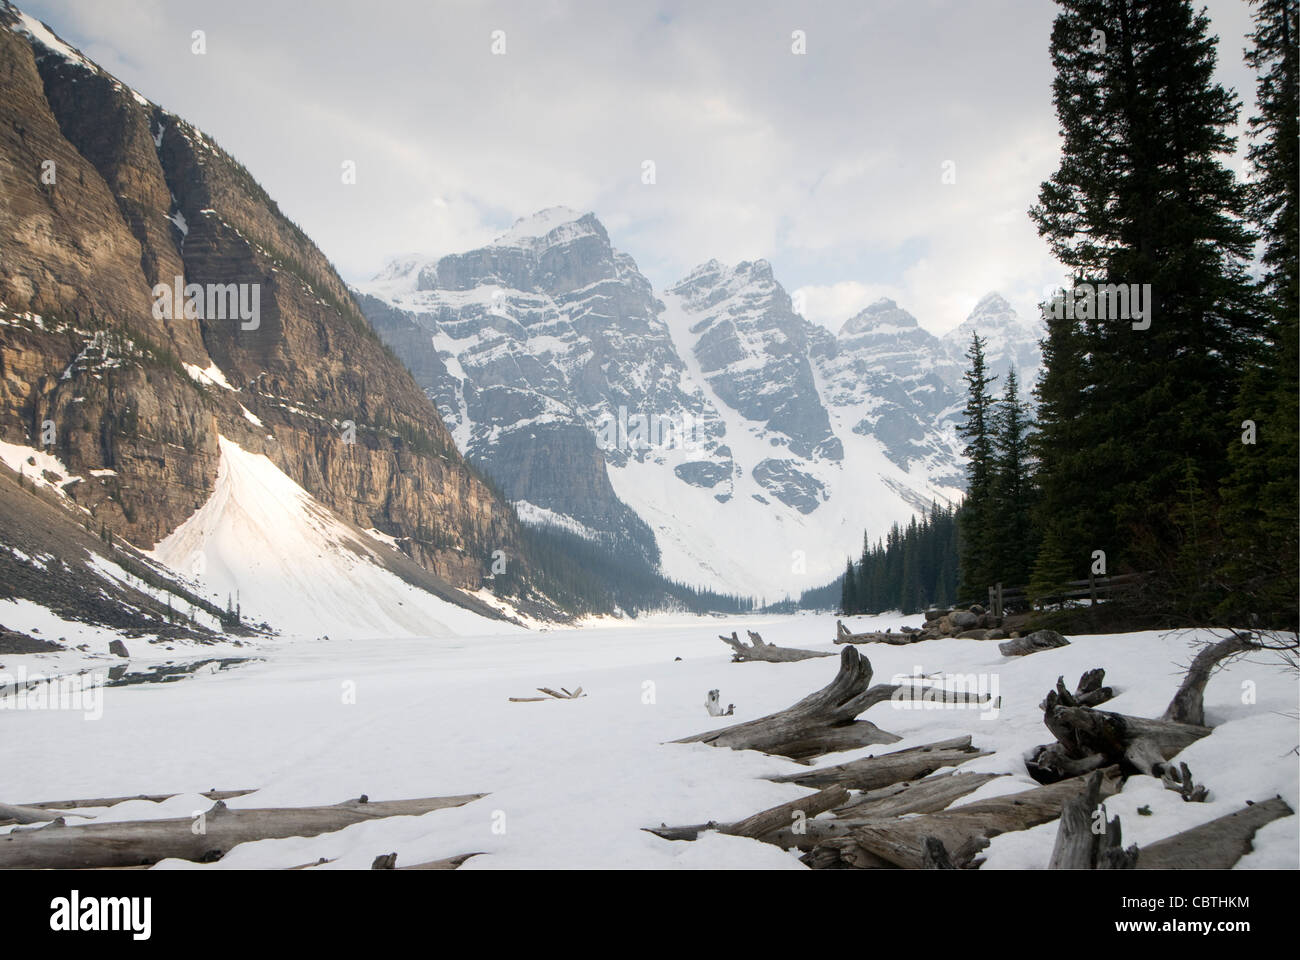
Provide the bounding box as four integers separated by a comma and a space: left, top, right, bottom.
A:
1029, 0, 1265, 582
989, 369, 1035, 587
1215, 0, 1299, 628
956, 334, 998, 597
837, 503, 959, 615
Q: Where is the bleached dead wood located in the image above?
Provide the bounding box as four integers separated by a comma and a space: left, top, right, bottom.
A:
646, 785, 849, 843
1161, 761, 1208, 802
509, 686, 585, 702
0, 802, 82, 826
833, 771, 1005, 820
720, 630, 834, 663
1162, 632, 1258, 726
1045, 706, 1211, 779
2, 789, 256, 827
727, 785, 850, 839
1047, 769, 1137, 869
767, 735, 990, 790
835, 620, 914, 645
1040, 668, 1115, 711
674, 646, 986, 761
804, 768, 1123, 869
370, 851, 483, 870
0, 794, 485, 869
921, 837, 957, 869
759, 772, 1006, 852
1136, 797, 1294, 869
1029, 637, 1254, 784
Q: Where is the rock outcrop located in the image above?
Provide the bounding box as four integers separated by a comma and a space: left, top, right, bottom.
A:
0, 6, 521, 600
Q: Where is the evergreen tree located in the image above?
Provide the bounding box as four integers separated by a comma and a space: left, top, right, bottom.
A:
956, 333, 998, 598
1030, 0, 1262, 581
1029, 303, 1095, 597
1217, 0, 1299, 628
990, 369, 1035, 586
840, 556, 858, 614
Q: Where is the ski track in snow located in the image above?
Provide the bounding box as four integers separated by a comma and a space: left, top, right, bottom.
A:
1, 614, 1294, 870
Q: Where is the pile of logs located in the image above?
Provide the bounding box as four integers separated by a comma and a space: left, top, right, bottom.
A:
835, 605, 1025, 645
674, 646, 987, 761
916, 605, 1008, 642
654, 633, 1295, 869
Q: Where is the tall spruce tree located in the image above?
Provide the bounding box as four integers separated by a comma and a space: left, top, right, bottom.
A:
1029, 0, 1263, 586
991, 369, 1035, 586
957, 333, 998, 598
1217, 0, 1299, 628
840, 556, 858, 614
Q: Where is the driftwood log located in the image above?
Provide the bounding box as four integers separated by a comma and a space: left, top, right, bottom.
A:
1040, 669, 1115, 711
673, 647, 987, 761
1047, 769, 1138, 869
767, 735, 990, 790
803, 768, 1123, 869
646, 784, 850, 843
652, 771, 1004, 852
0, 794, 485, 869
1, 789, 254, 826
1135, 796, 1294, 869
835, 620, 914, 645
1163, 632, 1258, 726
1030, 635, 1261, 786
720, 630, 834, 662
509, 686, 585, 702
371, 851, 484, 870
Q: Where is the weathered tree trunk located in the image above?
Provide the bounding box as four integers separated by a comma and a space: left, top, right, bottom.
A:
1028, 698, 1211, 783
674, 647, 985, 761
804, 768, 1122, 869
1162, 632, 1257, 726
646, 784, 849, 843
767, 735, 990, 790
720, 630, 835, 663
1047, 769, 1137, 869
726, 785, 850, 839
0, 794, 485, 869
835, 620, 914, 645
1041, 668, 1115, 711
1136, 797, 1294, 869
371, 851, 483, 870
833, 772, 1005, 820
8, 789, 252, 813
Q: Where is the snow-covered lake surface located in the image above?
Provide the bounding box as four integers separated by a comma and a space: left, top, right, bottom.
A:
1, 612, 1295, 869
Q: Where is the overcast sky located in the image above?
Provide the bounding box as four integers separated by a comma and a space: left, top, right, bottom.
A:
22, 0, 1259, 335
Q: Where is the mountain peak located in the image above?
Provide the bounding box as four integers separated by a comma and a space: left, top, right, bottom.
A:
969, 291, 1012, 317
839, 298, 920, 338
494, 206, 596, 246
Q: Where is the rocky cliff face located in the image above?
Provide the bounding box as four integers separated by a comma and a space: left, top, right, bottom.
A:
358, 207, 725, 562
0, 5, 519, 599
361, 208, 1042, 597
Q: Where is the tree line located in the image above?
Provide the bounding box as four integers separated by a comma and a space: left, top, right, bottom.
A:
834, 0, 1297, 630
965, 0, 1297, 629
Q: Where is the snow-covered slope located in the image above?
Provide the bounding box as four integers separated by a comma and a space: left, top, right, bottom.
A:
152, 436, 516, 639
358, 209, 1041, 600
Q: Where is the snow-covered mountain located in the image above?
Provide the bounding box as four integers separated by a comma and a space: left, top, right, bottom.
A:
358, 209, 1044, 599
